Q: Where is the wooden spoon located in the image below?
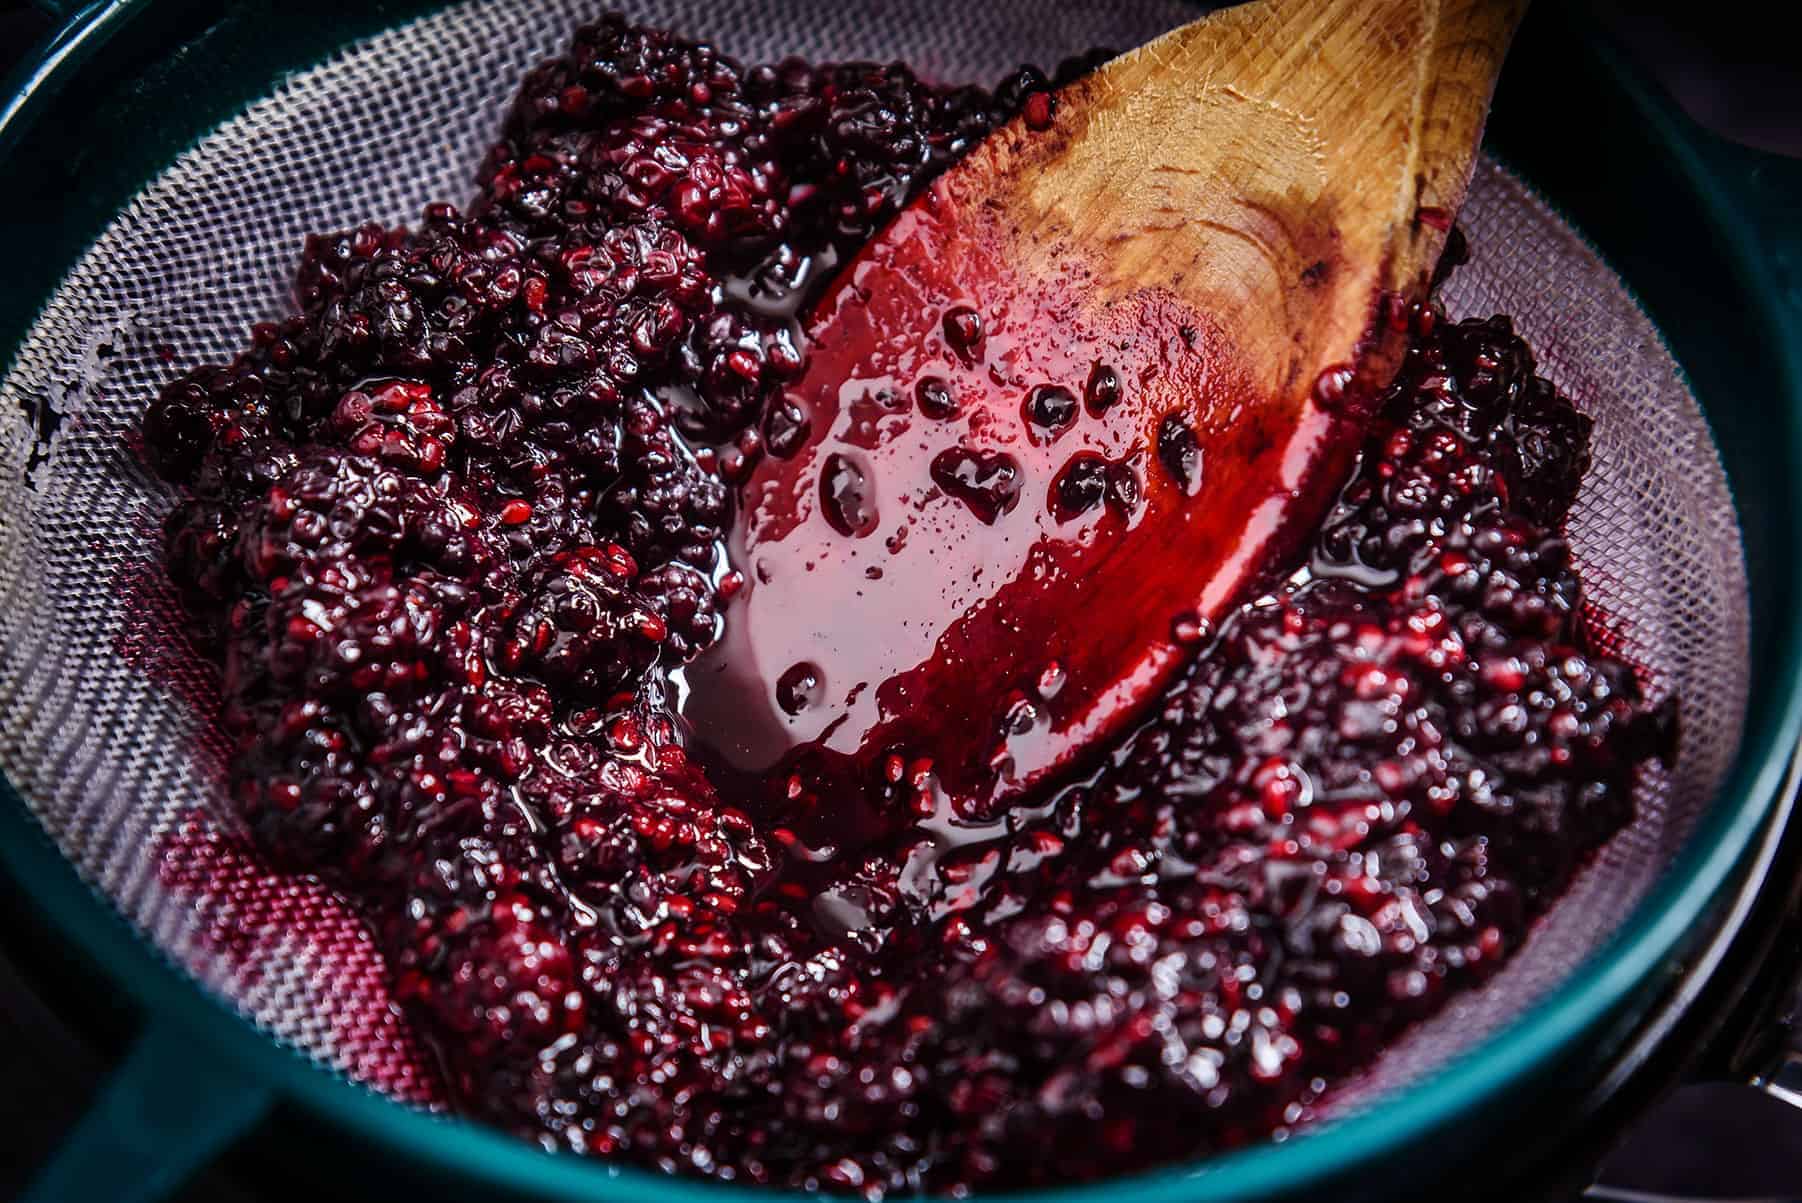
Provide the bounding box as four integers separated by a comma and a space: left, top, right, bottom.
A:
684, 0, 1527, 821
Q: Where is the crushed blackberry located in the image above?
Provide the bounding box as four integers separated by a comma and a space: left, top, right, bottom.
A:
144, 14, 1670, 1197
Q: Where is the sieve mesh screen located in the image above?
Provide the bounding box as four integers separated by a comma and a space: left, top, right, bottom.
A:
0, 0, 1748, 1141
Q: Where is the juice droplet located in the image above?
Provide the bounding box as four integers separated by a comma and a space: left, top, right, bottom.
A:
998, 691, 1039, 736
929, 446, 1022, 525
764, 395, 811, 457
1022, 384, 1078, 445
820, 452, 879, 537
776, 661, 825, 715
1171, 611, 1208, 644
1051, 452, 1107, 522
1023, 91, 1055, 131
1084, 362, 1122, 416
1104, 460, 1140, 515
1156, 413, 1204, 497
915, 375, 959, 420
1312, 363, 1357, 412
942, 306, 983, 355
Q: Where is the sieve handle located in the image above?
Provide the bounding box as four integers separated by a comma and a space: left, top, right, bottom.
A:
17, 1018, 272, 1203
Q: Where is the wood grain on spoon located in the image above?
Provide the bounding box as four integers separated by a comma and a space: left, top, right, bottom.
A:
685, 0, 1527, 818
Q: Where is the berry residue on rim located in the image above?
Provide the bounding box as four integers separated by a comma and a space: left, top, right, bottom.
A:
143, 15, 1672, 1196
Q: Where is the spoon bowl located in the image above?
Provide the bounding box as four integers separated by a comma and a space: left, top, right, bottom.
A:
686, 0, 1526, 816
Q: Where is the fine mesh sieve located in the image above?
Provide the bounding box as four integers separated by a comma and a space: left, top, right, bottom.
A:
0, 0, 1750, 1169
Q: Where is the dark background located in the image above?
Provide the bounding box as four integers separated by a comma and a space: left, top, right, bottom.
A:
0, 2, 1799, 1200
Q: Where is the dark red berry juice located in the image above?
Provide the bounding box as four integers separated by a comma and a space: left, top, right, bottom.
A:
144, 15, 1670, 1196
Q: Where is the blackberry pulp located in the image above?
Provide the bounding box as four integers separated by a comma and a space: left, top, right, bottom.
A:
144, 15, 1671, 1195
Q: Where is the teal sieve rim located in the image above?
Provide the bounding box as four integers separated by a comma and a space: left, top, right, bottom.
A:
2, 3, 1801, 1200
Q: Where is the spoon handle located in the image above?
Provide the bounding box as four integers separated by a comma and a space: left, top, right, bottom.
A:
1132, 0, 1529, 293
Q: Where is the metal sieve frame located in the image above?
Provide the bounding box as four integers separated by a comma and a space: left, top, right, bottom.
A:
1, 4, 1800, 1202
